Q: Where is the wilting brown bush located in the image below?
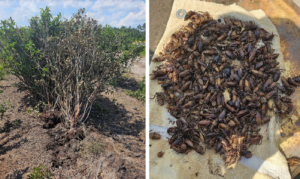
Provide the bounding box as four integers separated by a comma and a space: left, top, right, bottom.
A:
0, 7, 143, 129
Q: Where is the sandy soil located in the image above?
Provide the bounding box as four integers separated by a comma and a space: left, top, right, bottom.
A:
0, 58, 145, 178
130, 57, 146, 79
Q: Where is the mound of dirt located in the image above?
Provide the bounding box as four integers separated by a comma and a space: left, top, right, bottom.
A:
41, 111, 63, 129
46, 127, 85, 168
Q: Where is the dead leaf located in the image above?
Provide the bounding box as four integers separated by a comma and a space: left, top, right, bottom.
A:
288, 156, 300, 167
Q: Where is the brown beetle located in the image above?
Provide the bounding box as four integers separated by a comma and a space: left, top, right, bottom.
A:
150, 132, 161, 140
157, 151, 164, 157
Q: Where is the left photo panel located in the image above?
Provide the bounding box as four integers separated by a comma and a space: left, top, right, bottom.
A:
0, 0, 146, 178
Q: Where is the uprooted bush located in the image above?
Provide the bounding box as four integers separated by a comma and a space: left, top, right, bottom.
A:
0, 7, 144, 129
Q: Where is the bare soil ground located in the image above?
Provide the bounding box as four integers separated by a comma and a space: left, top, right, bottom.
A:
130, 57, 145, 79
0, 58, 145, 179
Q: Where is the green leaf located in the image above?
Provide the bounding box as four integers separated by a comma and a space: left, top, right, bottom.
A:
42, 67, 48, 72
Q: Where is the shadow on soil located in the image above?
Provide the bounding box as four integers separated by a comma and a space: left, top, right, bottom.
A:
115, 76, 141, 92
19, 94, 43, 111
0, 137, 28, 155
87, 94, 145, 138
0, 119, 22, 133
4, 167, 29, 179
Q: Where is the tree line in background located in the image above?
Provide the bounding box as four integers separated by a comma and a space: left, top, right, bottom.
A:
0, 7, 145, 131
105, 23, 145, 51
